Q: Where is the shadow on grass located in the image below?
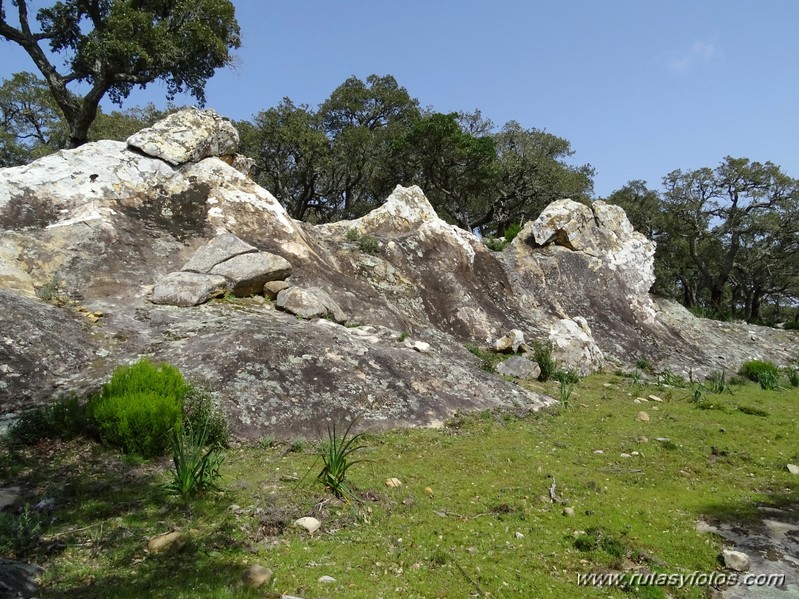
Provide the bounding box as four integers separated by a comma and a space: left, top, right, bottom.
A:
0, 438, 264, 598
695, 479, 799, 524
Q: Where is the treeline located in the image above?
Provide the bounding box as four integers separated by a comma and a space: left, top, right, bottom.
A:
1, 72, 797, 323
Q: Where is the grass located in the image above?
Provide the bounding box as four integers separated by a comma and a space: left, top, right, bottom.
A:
1, 375, 798, 598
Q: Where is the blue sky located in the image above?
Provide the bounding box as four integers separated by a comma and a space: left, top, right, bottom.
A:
2, 0, 798, 198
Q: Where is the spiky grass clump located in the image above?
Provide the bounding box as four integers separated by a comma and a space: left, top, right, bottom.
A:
318, 417, 367, 501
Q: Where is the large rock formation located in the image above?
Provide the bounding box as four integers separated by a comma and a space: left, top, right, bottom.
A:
0, 108, 795, 437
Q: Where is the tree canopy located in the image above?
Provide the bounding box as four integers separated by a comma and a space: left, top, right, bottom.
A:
238, 74, 594, 234
0, 0, 240, 147
607, 159, 799, 322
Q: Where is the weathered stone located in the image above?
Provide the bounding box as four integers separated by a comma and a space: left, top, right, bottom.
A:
722, 549, 750, 572
404, 340, 431, 353
127, 107, 239, 165
210, 252, 292, 297
294, 517, 321, 534
276, 287, 346, 323
494, 329, 525, 353
318, 575, 337, 584
182, 233, 257, 274
263, 280, 290, 300
636, 411, 651, 422
787, 464, 799, 475
151, 271, 228, 306
242, 564, 273, 588
496, 356, 541, 380
2, 110, 797, 443
147, 531, 185, 553
562, 507, 575, 517
385, 477, 403, 488
0, 559, 43, 599
0, 487, 20, 511
548, 317, 604, 375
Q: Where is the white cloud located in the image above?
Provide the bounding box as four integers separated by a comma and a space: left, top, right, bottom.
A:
667, 40, 722, 72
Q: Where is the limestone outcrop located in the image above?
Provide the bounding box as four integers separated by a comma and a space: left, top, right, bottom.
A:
0, 109, 796, 437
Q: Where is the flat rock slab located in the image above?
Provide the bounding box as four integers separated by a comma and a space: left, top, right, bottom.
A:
496, 356, 541, 380
151, 272, 228, 307
697, 515, 799, 598
182, 233, 257, 274
210, 253, 292, 297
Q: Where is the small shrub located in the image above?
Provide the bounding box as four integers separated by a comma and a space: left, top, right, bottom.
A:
757, 369, 780, 390
706, 371, 733, 395
532, 341, 557, 382
36, 275, 63, 302
0, 504, 44, 558
9, 395, 87, 445
258, 434, 276, 449
318, 417, 367, 501
738, 360, 780, 384
397, 332, 409, 343
358, 234, 379, 255
634, 358, 655, 374
657, 370, 687, 388
483, 237, 508, 252
464, 343, 501, 373
503, 223, 522, 242
557, 375, 578, 408
91, 392, 183, 458
553, 369, 580, 384
783, 320, 799, 331
165, 420, 224, 499
88, 359, 188, 458
573, 526, 626, 558
182, 386, 229, 447
786, 367, 799, 388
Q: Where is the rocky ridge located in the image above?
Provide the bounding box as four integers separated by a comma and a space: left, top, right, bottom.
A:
0, 107, 795, 438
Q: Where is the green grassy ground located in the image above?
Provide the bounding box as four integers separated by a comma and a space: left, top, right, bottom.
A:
1, 373, 798, 598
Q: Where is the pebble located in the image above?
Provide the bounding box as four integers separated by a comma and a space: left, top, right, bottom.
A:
593, 449, 604, 455
424, 486, 434, 496
722, 549, 750, 572
242, 564, 272, 588
318, 575, 337, 583
620, 453, 632, 458
515, 531, 524, 539
294, 517, 321, 534
562, 507, 575, 517
636, 411, 650, 422
787, 464, 799, 475
147, 531, 185, 553
385, 477, 403, 488
648, 395, 664, 402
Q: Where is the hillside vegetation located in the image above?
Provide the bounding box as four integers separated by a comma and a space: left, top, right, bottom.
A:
2, 372, 797, 598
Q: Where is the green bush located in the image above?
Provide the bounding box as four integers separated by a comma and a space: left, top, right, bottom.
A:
91, 392, 183, 458
88, 359, 188, 458
483, 237, 508, 252
503, 223, 522, 242
783, 320, 799, 331
738, 360, 780, 384
9, 395, 87, 445
532, 341, 557, 382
